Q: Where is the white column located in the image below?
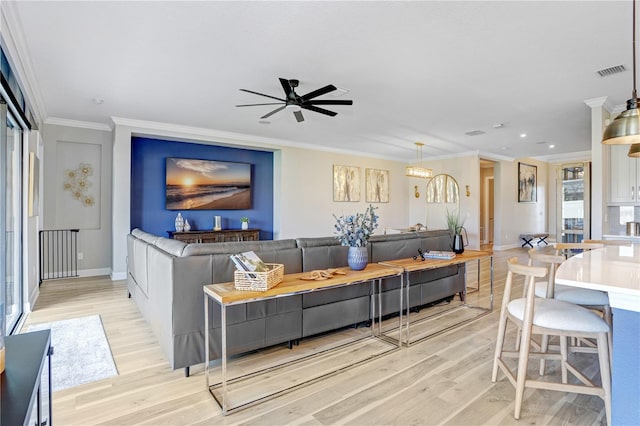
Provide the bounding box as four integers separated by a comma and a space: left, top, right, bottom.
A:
584, 97, 611, 239
110, 124, 131, 280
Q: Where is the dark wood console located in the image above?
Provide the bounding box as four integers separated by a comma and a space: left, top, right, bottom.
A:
2, 329, 53, 426
168, 229, 260, 243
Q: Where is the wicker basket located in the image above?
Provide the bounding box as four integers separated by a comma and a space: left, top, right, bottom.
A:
234, 263, 284, 291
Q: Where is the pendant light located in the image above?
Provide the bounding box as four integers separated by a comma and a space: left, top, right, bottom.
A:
405, 142, 433, 179
603, 0, 640, 152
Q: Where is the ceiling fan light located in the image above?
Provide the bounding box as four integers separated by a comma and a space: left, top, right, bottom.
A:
603, 98, 640, 144
285, 104, 301, 112
405, 166, 433, 179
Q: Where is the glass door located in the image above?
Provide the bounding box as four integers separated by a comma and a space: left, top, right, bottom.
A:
556, 163, 591, 243
0, 100, 23, 334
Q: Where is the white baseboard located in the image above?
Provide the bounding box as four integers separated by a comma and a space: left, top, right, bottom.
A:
492, 243, 520, 251
110, 271, 127, 281
78, 267, 112, 278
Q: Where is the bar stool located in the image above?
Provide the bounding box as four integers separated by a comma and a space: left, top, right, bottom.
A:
553, 243, 612, 328
492, 257, 612, 424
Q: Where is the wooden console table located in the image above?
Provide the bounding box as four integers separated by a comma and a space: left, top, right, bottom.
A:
168, 229, 259, 243
381, 249, 493, 346
203, 263, 403, 415
2, 330, 53, 426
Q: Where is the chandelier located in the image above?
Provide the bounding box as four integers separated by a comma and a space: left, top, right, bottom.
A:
405, 142, 433, 179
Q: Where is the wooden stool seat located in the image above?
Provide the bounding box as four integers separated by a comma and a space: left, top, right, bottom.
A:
507, 298, 610, 333
532, 282, 609, 305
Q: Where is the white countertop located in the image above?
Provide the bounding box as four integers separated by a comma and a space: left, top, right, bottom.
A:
555, 245, 640, 312
603, 234, 640, 242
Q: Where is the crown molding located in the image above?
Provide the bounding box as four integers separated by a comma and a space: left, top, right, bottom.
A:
477, 150, 515, 162
0, 2, 47, 126
110, 116, 407, 162
584, 96, 610, 110
532, 150, 591, 163
45, 117, 112, 132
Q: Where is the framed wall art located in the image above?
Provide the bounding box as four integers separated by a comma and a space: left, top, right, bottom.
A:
166, 157, 252, 210
518, 162, 537, 203
333, 165, 360, 202
365, 168, 389, 203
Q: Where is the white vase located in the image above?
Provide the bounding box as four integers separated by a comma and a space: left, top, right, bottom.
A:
184, 219, 191, 232
242, 221, 249, 230
175, 212, 184, 232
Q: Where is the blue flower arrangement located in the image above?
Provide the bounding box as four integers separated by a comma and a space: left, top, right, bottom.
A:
333, 205, 379, 247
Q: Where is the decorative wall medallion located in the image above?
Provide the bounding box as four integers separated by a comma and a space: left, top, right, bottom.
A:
63, 163, 95, 206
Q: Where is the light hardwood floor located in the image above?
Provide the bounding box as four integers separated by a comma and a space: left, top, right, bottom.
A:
21, 247, 606, 425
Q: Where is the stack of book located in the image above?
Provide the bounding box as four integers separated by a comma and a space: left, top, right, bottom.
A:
230, 251, 268, 276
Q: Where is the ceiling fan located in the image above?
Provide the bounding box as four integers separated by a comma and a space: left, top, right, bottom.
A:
236, 78, 353, 122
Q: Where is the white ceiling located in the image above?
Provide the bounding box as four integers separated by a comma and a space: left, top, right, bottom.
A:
2, 1, 636, 162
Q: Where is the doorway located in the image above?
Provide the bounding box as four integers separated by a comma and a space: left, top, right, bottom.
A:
556, 163, 591, 243
480, 160, 495, 249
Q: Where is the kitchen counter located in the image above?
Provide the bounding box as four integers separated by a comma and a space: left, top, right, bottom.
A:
556, 244, 640, 311
603, 234, 640, 243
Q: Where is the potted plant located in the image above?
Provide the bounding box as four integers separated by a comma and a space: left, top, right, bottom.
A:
333, 205, 379, 270
240, 217, 249, 230
446, 209, 467, 254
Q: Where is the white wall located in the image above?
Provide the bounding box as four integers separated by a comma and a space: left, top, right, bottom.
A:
110, 118, 410, 278
408, 154, 481, 250
23, 129, 42, 311
42, 123, 113, 276
277, 146, 408, 238
493, 157, 548, 249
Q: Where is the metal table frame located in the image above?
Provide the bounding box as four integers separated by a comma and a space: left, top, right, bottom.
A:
204, 264, 403, 415
382, 250, 494, 346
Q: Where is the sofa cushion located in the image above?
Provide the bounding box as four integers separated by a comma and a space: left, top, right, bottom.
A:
181, 239, 298, 257
132, 228, 159, 244
155, 237, 187, 257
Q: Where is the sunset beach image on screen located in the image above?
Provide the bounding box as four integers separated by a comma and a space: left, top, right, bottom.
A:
165, 158, 252, 210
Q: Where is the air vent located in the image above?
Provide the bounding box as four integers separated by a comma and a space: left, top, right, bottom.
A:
465, 130, 485, 136
596, 65, 627, 77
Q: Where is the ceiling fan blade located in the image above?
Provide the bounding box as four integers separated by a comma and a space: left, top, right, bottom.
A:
305, 99, 353, 106
239, 88, 285, 102
236, 102, 285, 107
260, 105, 286, 119
298, 84, 337, 103
301, 104, 337, 117
293, 110, 305, 122
279, 78, 294, 98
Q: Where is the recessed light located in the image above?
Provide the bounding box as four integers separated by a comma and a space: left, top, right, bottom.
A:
500, 146, 510, 151
520, 133, 527, 138
549, 144, 555, 149
92, 98, 104, 105
493, 123, 505, 129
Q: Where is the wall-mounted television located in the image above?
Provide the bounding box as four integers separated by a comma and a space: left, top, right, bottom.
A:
165, 157, 252, 210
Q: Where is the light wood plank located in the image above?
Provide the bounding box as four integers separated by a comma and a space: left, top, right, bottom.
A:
21, 247, 605, 425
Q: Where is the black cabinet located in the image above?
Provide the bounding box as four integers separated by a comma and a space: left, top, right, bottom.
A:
2, 330, 52, 426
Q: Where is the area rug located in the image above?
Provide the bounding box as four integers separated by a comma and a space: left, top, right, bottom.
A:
28, 314, 118, 391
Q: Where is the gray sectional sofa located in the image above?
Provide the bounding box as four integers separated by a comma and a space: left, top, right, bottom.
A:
127, 228, 465, 376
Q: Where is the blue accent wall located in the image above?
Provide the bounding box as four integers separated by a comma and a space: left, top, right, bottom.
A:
131, 137, 274, 239
612, 308, 640, 425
